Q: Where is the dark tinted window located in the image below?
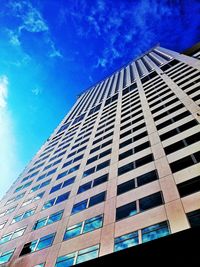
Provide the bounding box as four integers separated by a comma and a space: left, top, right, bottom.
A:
139, 192, 163, 212
177, 176, 200, 197
116, 201, 137, 221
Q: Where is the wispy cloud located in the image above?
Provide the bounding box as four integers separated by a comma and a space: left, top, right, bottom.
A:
0, 75, 22, 199
7, 0, 62, 59
31, 87, 42, 96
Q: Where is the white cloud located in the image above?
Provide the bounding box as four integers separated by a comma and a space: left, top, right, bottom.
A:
8, 0, 61, 59
0, 75, 8, 108
0, 75, 22, 199
31, 87, 42, 96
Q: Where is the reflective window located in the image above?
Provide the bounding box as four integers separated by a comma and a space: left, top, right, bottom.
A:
71, 200, 87, 215
114, 231, 139, 252
187, 209, 200, 228
63, 215, 103, 241
139, 192, 163, 212
76, 244, 99, 264
71, 192, 106, 215
116, 201, 137, 221
142, 221, 170, 243
0, 249, 15, 264
33, 210, 63, 230
0, 227, 26, 244
42, 192, 70, 210
20, 233, 55, 256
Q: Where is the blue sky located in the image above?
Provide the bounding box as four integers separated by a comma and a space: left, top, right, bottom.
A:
0, 0, 200, 198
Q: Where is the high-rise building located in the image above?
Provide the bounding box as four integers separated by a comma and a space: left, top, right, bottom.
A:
0, 43, 200, 267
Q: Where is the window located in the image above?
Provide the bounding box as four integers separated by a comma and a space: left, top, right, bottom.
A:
0, 221, 7, 230
42, 192, 70, 210
187, 209, 200, 228
159, 119, 198, 141
87, 149, 111, 165
177, 176, 200, 197
55, 244, 100, 266
119, 141, 150, 160
78, 174, 108, 194
164, 132, 200, 155
0, 249, 15, 264
156, 111, 190, 130
30, 179, 51, 193
33, 263, 45, 267
118, 154, 154, 176
0, 227, 26, 245
12, 208, 36, 224
37, 168, 57, 182
71, 192, 106, 215
114, 231, 139, 252
50, 177, 75, 194
22, 192, 44, 207
6, 192, 26, 205
0, 206, 17, 218
15, 180, 33, 193
76, 244, 99, 264
63, 154, 83, 168
120, 122, 146, 139
63, 214, 103, 240
19, 233, 55, 256
170, 151, 200, 173
33, 210, 63, 230
141, 221, 170, 243
119, 131, 148, 149
90, 139, 113, 154
120, 116, 144, 131
116, 202, 137, 221
116, 191, 163, 221
61, 164, 80, 175
139, 192, 163, 212
117, 179, 135, 195
83, 160, 110, 178
89, 192, 106, 207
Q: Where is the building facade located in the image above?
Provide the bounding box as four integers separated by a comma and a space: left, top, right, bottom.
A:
0, 44, 200, 267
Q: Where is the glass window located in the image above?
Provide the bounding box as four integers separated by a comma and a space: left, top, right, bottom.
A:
139, 192, 163, 212
118, 162, 134, 176
33, 218, 47, 230
63, 223, 82, 240
114, 231, 139, 252
33, 263, 45, 267
47, 210, 63, 225
42, 198, 55, 210
96, 160, 110, 171
137, 170, 158, 186
116, 201, 137, 221
50, 183, 62, 194
83, 167, 95, 178
12, 228, 26, 239
142, 221, 170, 243
177, 175, 200, 197
78, 181, 92, 194
93, 174, 108, 186
36, 233, 55, 251
71, 200, 87, 215
63, 177, 75, 187
187, 209, 200, 228
55, 192, 70, 205
55, 252, 76, 267
0, 221, 7, 230
0, 249, 15, 264
83, 215, 103, 233
76, 244, 99, 264
117, 179, 135, 195
89, 192, 106, 207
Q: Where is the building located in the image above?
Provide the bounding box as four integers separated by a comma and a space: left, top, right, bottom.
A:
0, 43, 200, 267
